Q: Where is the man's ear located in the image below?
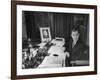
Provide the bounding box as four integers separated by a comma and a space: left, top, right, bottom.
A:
71, 33, 72, 37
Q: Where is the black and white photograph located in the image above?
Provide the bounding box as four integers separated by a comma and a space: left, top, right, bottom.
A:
40, 27, 51, 42
11, 1, 97, 79
22, 11, 89, 69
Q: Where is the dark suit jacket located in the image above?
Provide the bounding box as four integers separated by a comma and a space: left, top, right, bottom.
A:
65, 39, 89, 66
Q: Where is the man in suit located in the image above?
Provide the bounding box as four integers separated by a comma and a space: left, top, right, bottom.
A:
65, 27, 89, 66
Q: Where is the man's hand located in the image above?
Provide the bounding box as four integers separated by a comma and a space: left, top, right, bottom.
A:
65, 51, 70, 58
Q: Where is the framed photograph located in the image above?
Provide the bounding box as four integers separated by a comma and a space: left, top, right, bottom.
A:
40, 27, 51, 42
11, 1, 97, 80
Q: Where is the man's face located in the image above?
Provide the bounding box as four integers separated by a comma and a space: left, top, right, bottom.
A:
71, 31, 79, 42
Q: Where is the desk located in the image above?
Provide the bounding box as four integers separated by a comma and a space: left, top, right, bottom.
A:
38, 45, 66, 68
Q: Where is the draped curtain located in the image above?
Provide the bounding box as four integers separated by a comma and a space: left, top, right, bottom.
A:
53, 13, 74, 41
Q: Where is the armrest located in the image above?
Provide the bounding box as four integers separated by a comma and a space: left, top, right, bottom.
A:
71, 60, 89, 66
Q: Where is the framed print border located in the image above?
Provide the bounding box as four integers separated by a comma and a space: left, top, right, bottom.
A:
11, 1, 97, 80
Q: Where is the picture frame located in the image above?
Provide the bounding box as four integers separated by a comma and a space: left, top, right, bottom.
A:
11, 1, 97, 80
40, 27, 51, 42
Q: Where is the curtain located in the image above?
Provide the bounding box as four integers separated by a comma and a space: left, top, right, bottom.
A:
53, 13, 74, 41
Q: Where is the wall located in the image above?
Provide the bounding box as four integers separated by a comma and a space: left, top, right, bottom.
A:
0, 0, 100, 80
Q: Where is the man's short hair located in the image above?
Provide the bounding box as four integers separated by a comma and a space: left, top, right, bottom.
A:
71, 27, 80, 34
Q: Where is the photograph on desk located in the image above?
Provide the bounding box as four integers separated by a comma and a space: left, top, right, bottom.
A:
12, 1, 97, 79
